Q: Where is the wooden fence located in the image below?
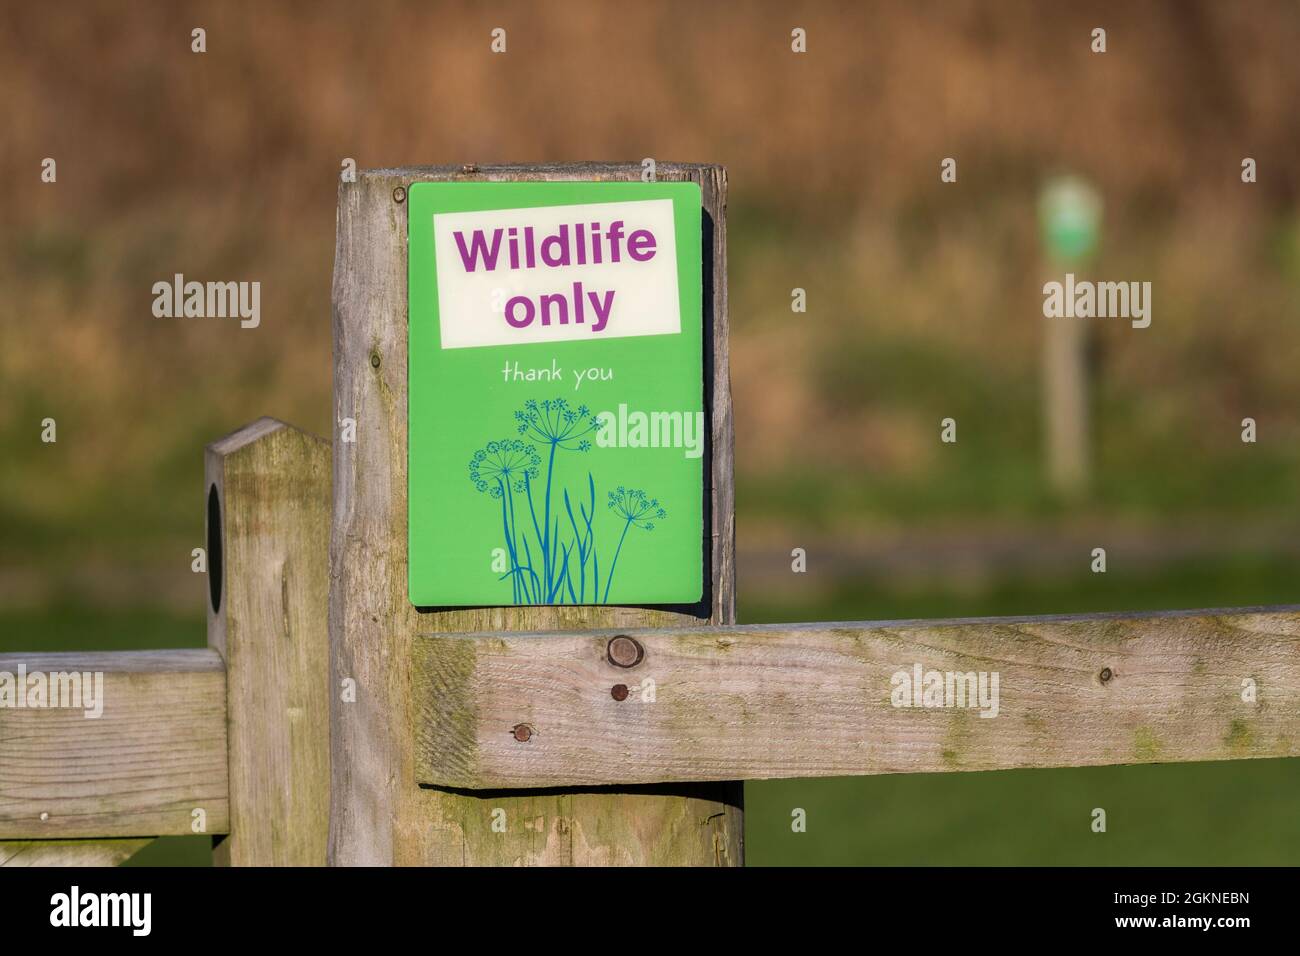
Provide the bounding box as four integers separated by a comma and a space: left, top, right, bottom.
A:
2, 164, 1296, 866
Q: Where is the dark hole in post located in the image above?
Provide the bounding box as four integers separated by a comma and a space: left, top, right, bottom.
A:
207, 483, 223, 614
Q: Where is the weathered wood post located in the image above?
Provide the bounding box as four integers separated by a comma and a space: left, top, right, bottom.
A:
329, 163, 742, 865
206, 418, 331, 865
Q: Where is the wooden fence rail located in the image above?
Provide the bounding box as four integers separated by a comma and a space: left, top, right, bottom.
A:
414, 609, 1300, 789
0, 649, 229, 841
6, 599, 1295, 862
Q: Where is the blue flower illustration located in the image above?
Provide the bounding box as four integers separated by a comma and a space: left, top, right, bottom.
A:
512, 399, 602, 600
602, 486, 668, 602
468, 439, 540, 498
607, 486, 667, 529
467, 439, 542, 603
465, 399, 668, 606
514, 397, 601, 451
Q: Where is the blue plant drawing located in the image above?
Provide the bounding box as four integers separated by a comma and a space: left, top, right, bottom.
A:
603, 486, 666, 603
467, 439, 541, 603
466, 397, 666, 605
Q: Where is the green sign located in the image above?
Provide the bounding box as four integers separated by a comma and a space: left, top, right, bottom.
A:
407, 181, 704, 607
1038, 175, 1102, 262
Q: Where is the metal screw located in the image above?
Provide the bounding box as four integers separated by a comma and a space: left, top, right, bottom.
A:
392, 185, 406, 204
607, 635, 644, 668
40, 811, 49, 822
511, 723, 533, 742
611, 684, 629, 701
370, 352, 381, 368
1099, 667, 1113, 684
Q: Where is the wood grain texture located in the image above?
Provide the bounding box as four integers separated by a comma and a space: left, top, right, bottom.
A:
330, 163, 741, 865
0, 839, 152, 867
412, 607, 1300, 788
207, 418, 331, 866
0, 650, 229, 838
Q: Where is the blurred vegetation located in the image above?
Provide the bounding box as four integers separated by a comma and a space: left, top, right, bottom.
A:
3, 0, 1299, 865
4, 0, 1300, 565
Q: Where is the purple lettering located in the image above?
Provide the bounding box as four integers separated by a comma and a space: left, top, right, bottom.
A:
453, 229, 503, 272
606, 220, 624, 263
539, 292, 569, 326
505, 295, 534, 328
507, 227, 520, 269
627, 229, 656, 262
588, 289, 614, 332
540, 224, 571, 267
573, 281, 586, 323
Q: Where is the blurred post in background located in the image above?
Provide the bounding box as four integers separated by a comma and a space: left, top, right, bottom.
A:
1038, 175, 1102, 499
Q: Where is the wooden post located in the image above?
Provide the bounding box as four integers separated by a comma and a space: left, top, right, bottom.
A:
206, 418, 331, 866
1038, 177, 1100, 499
329, 163, 742, 866
1043, 299, 1090, 497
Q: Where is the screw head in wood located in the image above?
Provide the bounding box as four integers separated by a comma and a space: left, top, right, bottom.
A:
1099, 667, 1113, 684
607, 635, 644, 668
511, 723, 534, 742
392, 185, 406, 203
611, 684, 629, 701
370, 351, 381, 368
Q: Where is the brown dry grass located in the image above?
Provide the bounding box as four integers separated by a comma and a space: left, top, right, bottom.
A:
2, 0, 1299, 563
